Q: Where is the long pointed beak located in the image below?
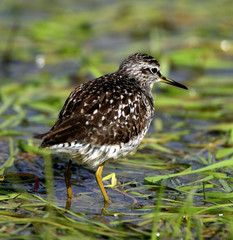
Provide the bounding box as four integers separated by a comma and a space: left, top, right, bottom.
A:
159, 75, 188, 90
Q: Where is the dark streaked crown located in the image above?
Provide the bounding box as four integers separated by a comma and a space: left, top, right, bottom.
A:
117, 53, 162, 90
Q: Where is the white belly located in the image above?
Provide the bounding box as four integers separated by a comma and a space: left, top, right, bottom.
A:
48, 127, 148, 168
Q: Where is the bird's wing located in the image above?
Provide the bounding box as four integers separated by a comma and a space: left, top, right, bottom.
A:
39, 75, 152, 147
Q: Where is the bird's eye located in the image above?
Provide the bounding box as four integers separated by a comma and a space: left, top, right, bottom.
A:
150, 68, 158, 74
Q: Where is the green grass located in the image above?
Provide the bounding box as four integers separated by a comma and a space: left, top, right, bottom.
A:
1, 0, 233, 239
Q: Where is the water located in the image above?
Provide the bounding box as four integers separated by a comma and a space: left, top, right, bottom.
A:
1, 1, 233, 238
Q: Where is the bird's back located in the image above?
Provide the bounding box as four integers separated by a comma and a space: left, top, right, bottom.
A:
38, 73, 154, 167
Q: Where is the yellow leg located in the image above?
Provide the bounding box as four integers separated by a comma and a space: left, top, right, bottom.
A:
95, 163, 111, 203
64, 159, 73, 198
65, 196, 72, 210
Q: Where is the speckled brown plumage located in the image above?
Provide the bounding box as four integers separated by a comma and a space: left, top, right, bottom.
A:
36, 53, 188, 202
39, 74, 154, 148
37, 53, 187, 168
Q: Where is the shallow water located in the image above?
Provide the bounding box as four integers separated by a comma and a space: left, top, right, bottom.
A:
1, 0, 233, 238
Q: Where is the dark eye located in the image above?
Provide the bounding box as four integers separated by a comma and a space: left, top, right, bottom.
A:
150, 68, 158, 74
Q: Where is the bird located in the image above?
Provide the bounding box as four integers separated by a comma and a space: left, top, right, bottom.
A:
36, 53, 188, 203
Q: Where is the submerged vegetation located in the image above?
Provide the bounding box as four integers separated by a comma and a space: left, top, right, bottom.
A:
0, 0, 233, 239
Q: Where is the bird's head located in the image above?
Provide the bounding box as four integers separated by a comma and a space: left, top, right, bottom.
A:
118, 53, 188, 91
